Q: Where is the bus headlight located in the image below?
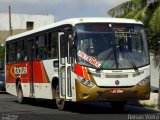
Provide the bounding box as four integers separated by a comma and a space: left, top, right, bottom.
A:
137, 76, 150, 87
77, 76, 95, 88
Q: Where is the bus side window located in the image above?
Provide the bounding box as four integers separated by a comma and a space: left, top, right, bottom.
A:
23, 40, 28, 61
37, 34, 47, 60
6, 44, 10, 63
8, 42, 16, 63
47, 32, 58, 59
51, 32, 58, 58
48, 32, 52, 58
16, 41, 24, 62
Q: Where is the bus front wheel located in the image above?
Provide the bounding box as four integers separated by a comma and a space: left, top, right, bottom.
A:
55, 85, 68, 110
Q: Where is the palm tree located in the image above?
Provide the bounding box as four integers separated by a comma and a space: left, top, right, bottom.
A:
108, 0, 147, 18
108, 0, 160, 49
108, 0, 160, 109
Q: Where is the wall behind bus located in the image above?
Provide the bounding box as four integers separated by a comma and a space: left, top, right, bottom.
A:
0, 13, 54, 44
150, 54, 159, 93
0, 13, 54, 30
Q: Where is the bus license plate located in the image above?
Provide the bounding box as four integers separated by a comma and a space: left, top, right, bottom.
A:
110, 89, 123, 94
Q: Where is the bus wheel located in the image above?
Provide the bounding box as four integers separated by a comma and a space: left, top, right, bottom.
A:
17, 82, 26, 104
111, 101, 126, 110
55, 85, 67, 110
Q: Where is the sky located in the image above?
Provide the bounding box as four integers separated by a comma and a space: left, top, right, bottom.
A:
0, 0, 127, 21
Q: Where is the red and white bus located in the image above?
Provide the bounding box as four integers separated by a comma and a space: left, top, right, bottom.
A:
5, 18, 150, 110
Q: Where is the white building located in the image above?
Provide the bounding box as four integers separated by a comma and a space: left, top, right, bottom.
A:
0, 13, 54, 30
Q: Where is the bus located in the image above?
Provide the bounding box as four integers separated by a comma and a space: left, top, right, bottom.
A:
5, 18, 150, 110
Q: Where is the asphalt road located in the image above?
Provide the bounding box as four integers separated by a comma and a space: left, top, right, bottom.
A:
0, 91, 160, 120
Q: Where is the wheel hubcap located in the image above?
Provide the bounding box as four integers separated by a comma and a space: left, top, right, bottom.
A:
55, 86, 64, 107
18, 89, 22, 101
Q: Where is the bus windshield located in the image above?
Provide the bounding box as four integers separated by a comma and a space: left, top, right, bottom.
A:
75, 23, 149, 70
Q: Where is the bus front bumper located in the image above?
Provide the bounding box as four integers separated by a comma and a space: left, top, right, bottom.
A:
75, 80, 150, 102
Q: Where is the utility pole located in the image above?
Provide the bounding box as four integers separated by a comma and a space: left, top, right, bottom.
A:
9, 5, 13, 36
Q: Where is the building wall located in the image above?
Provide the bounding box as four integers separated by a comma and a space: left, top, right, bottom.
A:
150, 54, 159, 92
0, 13, 54, 30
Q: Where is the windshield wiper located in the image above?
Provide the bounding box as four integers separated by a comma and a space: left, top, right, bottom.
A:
119, 46, 140, 74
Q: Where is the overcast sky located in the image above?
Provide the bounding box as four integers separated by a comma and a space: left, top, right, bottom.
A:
0, 0, 127, 21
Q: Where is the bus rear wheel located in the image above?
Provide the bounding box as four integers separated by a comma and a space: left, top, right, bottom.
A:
17, 81, 26, 104
55, 85, 68, 110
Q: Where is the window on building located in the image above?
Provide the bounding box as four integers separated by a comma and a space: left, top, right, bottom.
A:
26, 21, 34, 30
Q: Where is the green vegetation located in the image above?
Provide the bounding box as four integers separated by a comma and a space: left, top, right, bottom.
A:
108, 0, 160, 110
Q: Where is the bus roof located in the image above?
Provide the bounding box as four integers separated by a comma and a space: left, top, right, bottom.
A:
6, 17, 143, 42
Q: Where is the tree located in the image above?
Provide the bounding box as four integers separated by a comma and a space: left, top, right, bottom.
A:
108, 0, 160, 52
108, 0, 160, 109
108, 0, 147, 18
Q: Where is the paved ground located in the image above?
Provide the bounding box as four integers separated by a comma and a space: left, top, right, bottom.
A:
0, 92, 160, 120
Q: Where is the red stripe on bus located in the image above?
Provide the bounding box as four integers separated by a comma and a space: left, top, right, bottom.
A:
6, 61, 49, 83
33, 61, 49, 83
74, 64, 83, 77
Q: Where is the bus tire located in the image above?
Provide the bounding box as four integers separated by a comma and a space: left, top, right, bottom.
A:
55, 85, 68, 110
111, 101, 126, 110
17, 81, 26, 104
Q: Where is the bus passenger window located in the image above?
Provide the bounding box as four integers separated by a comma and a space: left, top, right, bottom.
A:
38, 47, 47, 59
51, 32, 58, 58
23, 40, 28, 61
8, 43, 16, 63
48, 32, 52, 58
37, 34, 47, 60
16, 41, 24, 62
51, 47, 57, 57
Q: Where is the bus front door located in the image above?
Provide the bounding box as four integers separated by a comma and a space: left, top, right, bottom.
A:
58, 32, 72, 100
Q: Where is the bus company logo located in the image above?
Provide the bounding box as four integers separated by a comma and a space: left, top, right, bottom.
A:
14, 66, 27, 75
115, 80, 120, 85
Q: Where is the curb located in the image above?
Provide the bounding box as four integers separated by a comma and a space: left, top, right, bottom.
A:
139, 93, 158, 108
